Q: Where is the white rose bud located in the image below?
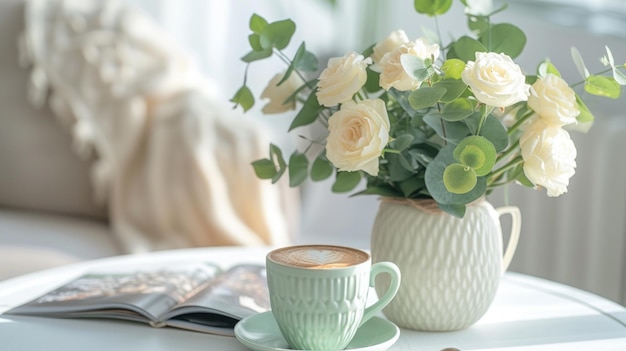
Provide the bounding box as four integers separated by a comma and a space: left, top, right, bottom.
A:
378, 38, 440, 91
528, 73, 579, 127
260, 71, 304, 114
371, 29, 409, 64
462, 52, 530, 107
326, 99, 390, 176
316, 52, 371, 107
520, 118, 577, 197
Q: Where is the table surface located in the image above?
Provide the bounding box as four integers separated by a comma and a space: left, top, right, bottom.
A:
0, 246, 625, 351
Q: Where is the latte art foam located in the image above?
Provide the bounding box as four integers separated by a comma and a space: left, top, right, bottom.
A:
269, 245, 368, 269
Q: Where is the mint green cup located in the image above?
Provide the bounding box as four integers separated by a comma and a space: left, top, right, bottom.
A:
266, 245, 401, 351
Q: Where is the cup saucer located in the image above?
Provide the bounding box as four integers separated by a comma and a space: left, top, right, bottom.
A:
234, 311, 400, 351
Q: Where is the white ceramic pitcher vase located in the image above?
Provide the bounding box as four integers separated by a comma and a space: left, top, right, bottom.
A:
370, 197, 521, 331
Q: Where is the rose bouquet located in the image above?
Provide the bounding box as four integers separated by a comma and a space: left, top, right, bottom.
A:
231, 0, 625, 217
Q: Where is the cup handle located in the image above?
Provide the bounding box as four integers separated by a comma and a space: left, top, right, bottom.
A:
496, 206, 521, 274
360, 262, 401, 327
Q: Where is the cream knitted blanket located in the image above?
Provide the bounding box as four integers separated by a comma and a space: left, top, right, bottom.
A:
20, 0, 294, 252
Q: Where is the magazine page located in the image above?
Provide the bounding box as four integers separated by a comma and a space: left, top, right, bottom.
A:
163, 264, 269, 333
6, 262, 221, 323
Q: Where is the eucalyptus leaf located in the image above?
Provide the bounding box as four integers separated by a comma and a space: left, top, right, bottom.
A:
437, 79, 468, 102
398, 176, 426, 197
408, 86, 447, 110
575, 94, 595, 124
231, 86, 255, 112
425, 145, 486, 205
478, 115, 509, 152
251, 159, 277, 179
332, 171, 362, 193
481, 23, 526, 58
450, 36, 487, 62
249, 14, 268, 33
311, 156, 334, 181
570, 46, 589, 80
259, 19, 296, 50
414, 0, 453, 16
288, 152, 309, 187
538, 60, 561, 78
269, 144, 287, 183
248, 34, 262, 51
441, 59, 466, 80
439, 98, 474, 121
389, 134, 415, 151
241, 48, 273, 63
289, 91, 322, 130
585, 75, 621, 99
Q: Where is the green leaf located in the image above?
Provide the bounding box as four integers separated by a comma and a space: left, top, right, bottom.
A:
423, 114, 471, 142
441, 59, 466, 80
387, 153, 414, 181
575, 94, 595, 124
478, 115, 509, 152
481, 23, 526, 59
311, 155, 333, 181
570, 46, 589, 80
289, 91, 322, 131
443, 163, 477, 194
364, 68, 382, 93
248, 34, 262, 51
401, 54, 428, 81
251, 159, 277, 179
269, 144, 287, 183
538, 60, 561, 78
437, 79, 468, 102
288, 152, 309, 187
249, 14, 268, 33
453, 135, 496, 176
439, 98, 474, 121
398, 176, 426, 197
449, 36, 487, 62
408, 86, 447, 110
251, 144, 287, 183
585, 75, 621, 99
605, 46, 626, 85
259, 19, 296, 50
230, 86, 254, 112
437, 203, 466, 218
425, 145, 486, 205
389, 134, 415, 151
332, 171, 362, 193
352, 185, 402, 198
241, 48, 273, 63
414, 0, 453, 16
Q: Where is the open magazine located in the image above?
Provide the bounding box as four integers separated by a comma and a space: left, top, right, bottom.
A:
5, 262, 269, 336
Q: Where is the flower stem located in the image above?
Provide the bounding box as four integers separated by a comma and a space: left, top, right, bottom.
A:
488, 155, 523, 185
507, 110, 534, 135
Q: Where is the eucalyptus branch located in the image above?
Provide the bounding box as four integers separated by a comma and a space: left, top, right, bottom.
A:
570, 67, 613, 88
507, 110, 534, 135
274, 48, 316, 90
496, 139, 520, 163
487, 155, 523, 185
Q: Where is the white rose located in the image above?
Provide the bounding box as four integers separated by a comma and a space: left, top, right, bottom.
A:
316, 52, 371, 107
462, 52, 530, 107
528, 73, 579, 127
371, 29, 409, 64
326, 99, 390, 176
260, 71, 304, 114
379, 38, 440, 91
520, 118, 577, 197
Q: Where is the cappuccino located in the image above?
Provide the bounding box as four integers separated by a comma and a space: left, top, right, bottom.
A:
268, 245, 368, 269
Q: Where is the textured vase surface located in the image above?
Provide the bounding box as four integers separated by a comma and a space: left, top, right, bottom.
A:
371, 198, 520, 331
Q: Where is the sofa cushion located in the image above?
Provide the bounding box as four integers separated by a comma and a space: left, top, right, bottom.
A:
0, 209, 121, 280
0, 0, 107, 220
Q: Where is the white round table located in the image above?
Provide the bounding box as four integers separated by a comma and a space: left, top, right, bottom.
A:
0, 246, 625, 350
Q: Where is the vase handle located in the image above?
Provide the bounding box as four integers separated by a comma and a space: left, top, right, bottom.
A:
496, 206, 521, 274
